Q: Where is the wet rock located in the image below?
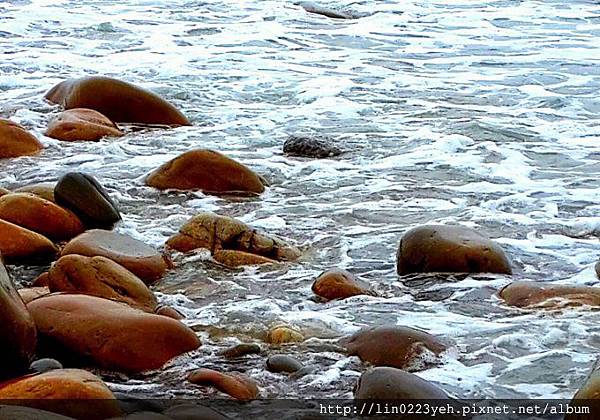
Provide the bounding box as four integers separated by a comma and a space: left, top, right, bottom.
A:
33, 272, 50, 287
30, 358, 63, 374
45, 76, 190, 126
27, 294, 201, 373
0, 187, 9, 197
499, 281, 600, 308
397, 225, 512, 275
213, 250, 277, 268
45, 108, 123, 142
145, 149, 265, 195
0, 406, 75, 420
0, 369, 122, 419
188, 368, 259, 400
18, 286, 51, 304
0, 220, 58, 263
48, 255, 158, 312
0, 118, 43, 158
163, 403, 230, 420
61, 230, 170, 284
355, 367, 449, 399
221, 343, 261, 359
283, 135, 343, 158
341, 326, 446, 370
54, 172, 122, 229
167, 212, 300, 263
267, 325, 304, 344
312, 269, 373, 301
15, 183, 56, 202
0, 259, 37, 379
0, 193, 84, 241
266, 355, 303, 373
156, 305, 185, 320
297, 2, 355, 20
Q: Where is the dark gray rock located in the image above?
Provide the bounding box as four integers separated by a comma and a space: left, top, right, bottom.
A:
30, 358, 63, 374
283, 136, 343, 158
266, 355, 303, 373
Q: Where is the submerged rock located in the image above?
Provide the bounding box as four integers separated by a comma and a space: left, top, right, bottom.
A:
54, 172, 122, 229
266, 355, 303, 373
355, 367, 449, 399
27, 294, 200, 373
0, 118, 43, 158
45, 108, 123, 141
312, 269, 373, 301
145, 149, 265, 195
397, 225, 512, 275
0, 220, 58, 263
283, 135, 343, 158
297, 2, 356, 20
213, 249, 277, 268
45, 76, 190, 126
61, 229, 170, 284
188, 368, 260, 400
499, 281, 600, 308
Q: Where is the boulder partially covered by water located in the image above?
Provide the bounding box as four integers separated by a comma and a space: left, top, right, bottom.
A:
297, 2, 356, 20
145, 149, 266, 195
0, 258, 37, 379
61, 230, 170, 284
0, 220, 58, 263
45, 108, 123, 142
355, 367, 449, 399
397, 225, 512, 275
166, 212, 301, 263
27, 294, 201, 373
45, 76, 190, 126
0, 118, 43, 158
0, 193, 84, 241
48, 255, 158, 312
55, 172, 122, 230
15, 183, 56, 202
188, 368, 260, 400
499, 281, 600, 308
312, 269, 373, 301
283, 135, 343, 158
341, 325, 446, 370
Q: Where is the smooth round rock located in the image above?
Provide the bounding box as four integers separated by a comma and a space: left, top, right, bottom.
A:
15, 183, 56, 202
45, 108, 123, 142
30, 358, 63, 374
312, 269, 373, 301
48, 255, 158, 312
54, 172, 121, 229
155, 305, 185, 320
188, 368, 259, 400
61, 230, 169, 284
0, 405, 75, 420
0, 219, 58, 263
18, 286, 51, 304
355, 367, 448, 399
213, 250, 276, 268
267, 326, 304, 344
499, 281, 600, 308
221, 343, 261, 359
163, 403, 230, 420
0, 260, 37, 379
341, 326, 446, 370
27, 294, 201, 373
266, 355, 303, 373
283, 135, 343, 158
0, 118, 43, 158
45, 76, 190, 126
146, 149, 265, 195
397, 225, 512, 275
0, 193, 84, 241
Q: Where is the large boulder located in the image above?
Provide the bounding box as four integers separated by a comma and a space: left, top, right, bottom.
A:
397, 225, 512, 275
27, 294, 200, 373
145, 149, 265, 195
499, 281, 600, 308
0, 220, 58, 263
54, 172, 121, 229
341, 326, 446, 370
312, 269, 373, 301
166, 212, 300, 263
61, 230, 169, 284
0, 259, 37, 379
188, 368, 259, 400
45, 108, 123, 142
0, 193, 84, 241
0, 118, 43, 158
354, 367, 449, 399
48, 255, 157, 312
44, 76, 190, 126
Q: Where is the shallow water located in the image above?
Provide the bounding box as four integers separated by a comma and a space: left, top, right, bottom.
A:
1, 0, 600, 402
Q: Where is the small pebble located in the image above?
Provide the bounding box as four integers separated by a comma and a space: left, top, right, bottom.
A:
266, 355, 303, 373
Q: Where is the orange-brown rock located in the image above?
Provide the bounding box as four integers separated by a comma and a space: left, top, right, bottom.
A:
341, 325, 446, 370
61, 230, 170, 284
167, 212, 300, 263
15, 183, 56, 202
27, 294, 200, 373
0, 193, 84, 241
397, 225, 512, 275
312, 269, 373, 301
18, 287, 51, 304
45, 108, 123, 142
155, 305, 185, 320
355, 367, 448, 400
0, 220, 58, 263
45, 76, 190, 126
146, 149, 265, 195
499, 281, 600, 308
0, 369, 122, 419
213, 250, 276, 268
0, 187, 9, 197
48, 255, 157, 312
188, 368, 259, 400
0, 118, 43, 158
33, 272, 50, 287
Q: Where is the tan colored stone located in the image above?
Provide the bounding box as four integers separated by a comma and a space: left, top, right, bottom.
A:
0, 119, 43, 158
0, 220, 57, 263
213, 250, 276, 268
18, 287, 51, 304
267, 325, 304, 344
15, 183, 56, 202
45, 108, 123, 142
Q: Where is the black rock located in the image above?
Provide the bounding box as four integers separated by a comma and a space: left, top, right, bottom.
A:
54, 172, 121, 229
266, 355, 303, 373
30, 358, 63, 374
283, 136, 343, 158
